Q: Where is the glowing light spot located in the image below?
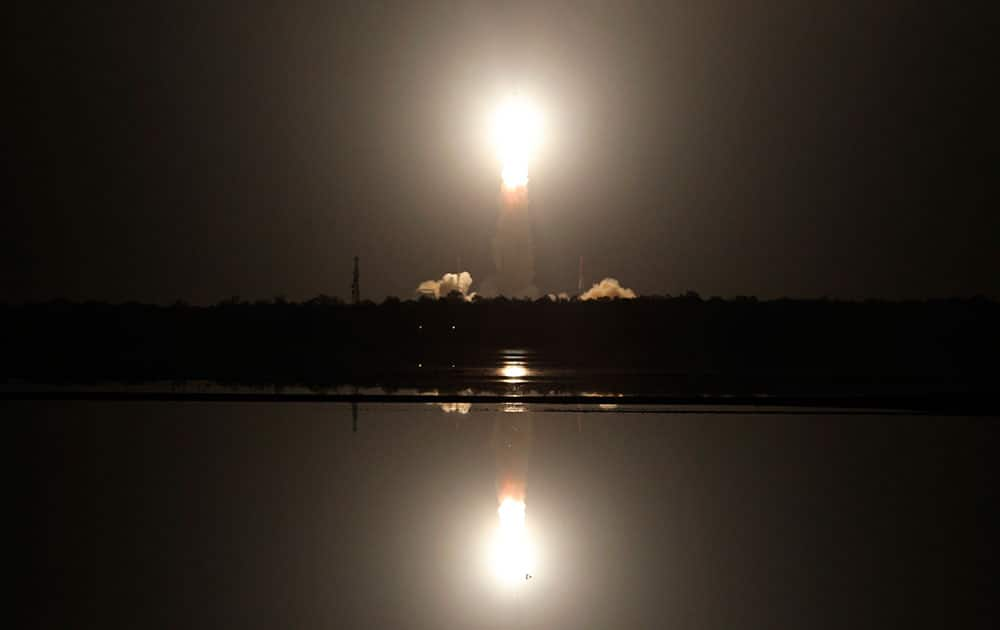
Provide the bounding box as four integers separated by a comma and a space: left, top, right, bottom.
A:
498, 497, 525, 528
493, 95, 542, 189
491, 497, 536, 585
500, 364, 528, 379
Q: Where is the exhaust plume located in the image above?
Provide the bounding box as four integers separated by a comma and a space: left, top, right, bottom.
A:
415, 271, 476, 300
491, 94, 541, 298
580, 277, 638, 300
492, 195, 537, 298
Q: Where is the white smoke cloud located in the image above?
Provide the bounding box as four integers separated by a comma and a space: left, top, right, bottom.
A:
416, 271, 476, 300
579, 278, 637, 300
546, 292, 570, 302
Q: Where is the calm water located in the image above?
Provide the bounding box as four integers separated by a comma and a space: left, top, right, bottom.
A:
0, 348, 964, 400
19, 401, 997, 629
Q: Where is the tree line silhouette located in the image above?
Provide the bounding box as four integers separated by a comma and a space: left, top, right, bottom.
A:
1, 294, 996, 395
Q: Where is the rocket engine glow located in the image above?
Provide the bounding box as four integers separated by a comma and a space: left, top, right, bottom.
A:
491, 95, 541, 297
493, 95, 541, 191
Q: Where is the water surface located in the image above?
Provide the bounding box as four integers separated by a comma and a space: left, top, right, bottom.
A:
19, 401, 996, 629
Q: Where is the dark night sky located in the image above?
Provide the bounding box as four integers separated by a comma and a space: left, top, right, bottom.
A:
10, 1, 997, 303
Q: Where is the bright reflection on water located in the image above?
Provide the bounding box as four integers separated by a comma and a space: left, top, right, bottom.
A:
497, 348, 534, 385
13, 400, 992, 630
439, 402, 471, 414
499, 364, 529, 380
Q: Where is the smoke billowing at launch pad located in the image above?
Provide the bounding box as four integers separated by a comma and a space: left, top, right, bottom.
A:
416, 272, 476, 301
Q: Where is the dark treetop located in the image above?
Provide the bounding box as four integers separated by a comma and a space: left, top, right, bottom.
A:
4, 296, 996, 400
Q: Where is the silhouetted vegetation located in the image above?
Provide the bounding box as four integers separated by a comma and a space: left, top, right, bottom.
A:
1, 296, 997, 395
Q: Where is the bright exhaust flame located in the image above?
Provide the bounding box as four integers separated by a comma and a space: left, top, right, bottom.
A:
491, 497, 535, 585
493, 96, 541, 190
498, 496, 525, 529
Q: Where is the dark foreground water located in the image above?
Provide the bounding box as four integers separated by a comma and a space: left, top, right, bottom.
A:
17, 401, 998, 629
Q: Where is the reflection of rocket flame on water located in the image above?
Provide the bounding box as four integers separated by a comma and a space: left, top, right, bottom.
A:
491, 414, 536, 584
492, 95, 541, 298
494, 414, 532, 504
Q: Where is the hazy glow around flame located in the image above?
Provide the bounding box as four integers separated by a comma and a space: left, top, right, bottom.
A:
493, 96, 541, 189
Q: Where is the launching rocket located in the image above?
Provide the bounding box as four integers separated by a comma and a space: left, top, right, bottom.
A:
492, 95, 540, 297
